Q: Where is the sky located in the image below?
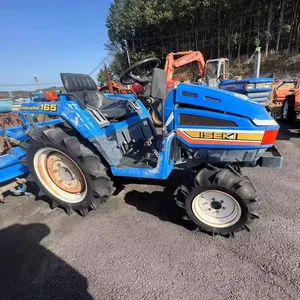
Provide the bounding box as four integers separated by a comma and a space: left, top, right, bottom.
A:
0, 0, 113, 90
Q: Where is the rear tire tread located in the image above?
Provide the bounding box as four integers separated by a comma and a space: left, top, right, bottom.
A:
20, 124, 115, 216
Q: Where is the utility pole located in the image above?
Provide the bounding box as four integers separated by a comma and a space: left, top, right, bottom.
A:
34, 75, 42, 91
123, 39, 131, 67
131, 28, 136, 52
247, 47, 261, 78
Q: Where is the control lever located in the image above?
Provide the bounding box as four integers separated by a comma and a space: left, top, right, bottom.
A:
83, 89, 89, 105
144, 136, 159, 158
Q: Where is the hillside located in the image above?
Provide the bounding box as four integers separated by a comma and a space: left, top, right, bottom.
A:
230, 53, 300, 79
0, 86, 64, 99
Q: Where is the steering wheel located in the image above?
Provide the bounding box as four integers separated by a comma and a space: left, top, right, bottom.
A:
216, 73, 234, 83
120, 58, 161, 86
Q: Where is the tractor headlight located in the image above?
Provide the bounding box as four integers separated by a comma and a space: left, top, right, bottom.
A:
256, 82, 273, 89
245, 83, 255, 90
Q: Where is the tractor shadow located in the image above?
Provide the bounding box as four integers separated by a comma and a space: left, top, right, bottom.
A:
123, 171, 195, 231
272, 105, 300, 140
26, 181, 57, 209
0, 223, 93, 300
276, 119, 300, 140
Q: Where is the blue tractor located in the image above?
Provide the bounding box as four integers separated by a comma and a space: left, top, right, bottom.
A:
204, 47, 274, 106
13, 58, 282, 236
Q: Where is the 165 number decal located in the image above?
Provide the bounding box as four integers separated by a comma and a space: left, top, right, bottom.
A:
40, 104, 57, 112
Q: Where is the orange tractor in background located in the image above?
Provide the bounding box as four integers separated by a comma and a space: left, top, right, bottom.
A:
280, 80, 300, 122
98, 63, 136, 95
164, 51, 205, 90
100, 51, 228, 95
164, 51, 230, 90
273, 80, 300, 104
98, 81, 135, 94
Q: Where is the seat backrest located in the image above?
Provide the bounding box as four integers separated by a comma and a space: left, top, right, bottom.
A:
60, 73, 102, 109
150, 68, 167, 101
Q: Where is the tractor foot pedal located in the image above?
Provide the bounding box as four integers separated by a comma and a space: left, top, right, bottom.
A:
144, 136, 159, 158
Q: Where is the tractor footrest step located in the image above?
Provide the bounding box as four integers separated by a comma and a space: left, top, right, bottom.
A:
257, 146, 283, 168
118, 147, 158, 169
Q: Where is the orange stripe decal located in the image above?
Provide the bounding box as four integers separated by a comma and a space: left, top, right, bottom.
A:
176, 129, 262, 146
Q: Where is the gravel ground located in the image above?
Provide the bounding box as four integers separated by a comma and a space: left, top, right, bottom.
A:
1, 121, 300, 300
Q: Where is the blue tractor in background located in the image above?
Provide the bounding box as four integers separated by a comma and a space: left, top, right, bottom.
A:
204, 48, 273, 106
11, 58, 282, 237
218, 77, 273, 105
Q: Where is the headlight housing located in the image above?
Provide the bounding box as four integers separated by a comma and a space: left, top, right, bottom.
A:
245, 83, 256, 90
256, 82, 273, 89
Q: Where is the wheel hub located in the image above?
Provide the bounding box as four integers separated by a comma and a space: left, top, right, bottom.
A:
191, 190, 242, 228
46, 152, 84, 193
34, 147, 88, 204
210, 200, 222, 210
58, 166, 74, 181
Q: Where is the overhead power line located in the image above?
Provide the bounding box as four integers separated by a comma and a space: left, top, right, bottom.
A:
0, 82, 62, 88
88, 54, 114, 76
1, 54, 114, 89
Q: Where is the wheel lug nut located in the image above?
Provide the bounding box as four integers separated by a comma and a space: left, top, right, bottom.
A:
57, 163, 61, 167
220, 200, 224, 203
59, 179, 63, 182
54, 169, 57, 173
222, 207, 226, 210
212, 198, 215, 200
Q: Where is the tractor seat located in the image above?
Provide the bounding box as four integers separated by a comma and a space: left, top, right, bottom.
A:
60, 73, 129, 119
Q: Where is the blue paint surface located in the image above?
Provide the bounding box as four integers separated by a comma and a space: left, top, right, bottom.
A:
219, 77, 273, 104
0, 147, 28, 183
111, 132, 175, 179
175, 83, 275, 122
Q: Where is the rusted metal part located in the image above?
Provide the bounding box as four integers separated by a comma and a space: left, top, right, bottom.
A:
0, 113, 22, 128
44, 151, 85, 193
105, 63, 114, 94
0, 113, 23, 155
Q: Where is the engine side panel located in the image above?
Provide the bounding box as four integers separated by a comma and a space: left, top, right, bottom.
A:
174, 106, 270, 149
174, 83, 275, 121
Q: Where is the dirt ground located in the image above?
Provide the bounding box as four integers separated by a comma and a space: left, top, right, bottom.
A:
1, 120, 300, 300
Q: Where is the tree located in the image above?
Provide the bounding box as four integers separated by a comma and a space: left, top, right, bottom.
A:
105, 0, 300, 75
276, 0, 286, 51
97, 69, 108, 85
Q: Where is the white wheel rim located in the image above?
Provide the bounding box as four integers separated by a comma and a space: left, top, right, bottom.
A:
192, 190, 242, 228
283, 101, 288, 118
34, 147, 87, 203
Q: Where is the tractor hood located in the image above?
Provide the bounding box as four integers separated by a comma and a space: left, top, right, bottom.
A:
219, 77, 273, 93
220, 77, 273, 85
218, 78, 273, 105
175, 83, 277, 126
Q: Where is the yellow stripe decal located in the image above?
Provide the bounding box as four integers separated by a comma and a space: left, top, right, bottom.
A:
183, 130, 264, 142
237, 133, 264, 141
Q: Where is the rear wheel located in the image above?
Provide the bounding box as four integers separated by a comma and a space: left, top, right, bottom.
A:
281, 98, 296, 123
21, 125, 115, 216
175, 165, 259, 236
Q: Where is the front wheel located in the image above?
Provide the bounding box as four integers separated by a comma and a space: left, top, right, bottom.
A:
175, 166, 259, 236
